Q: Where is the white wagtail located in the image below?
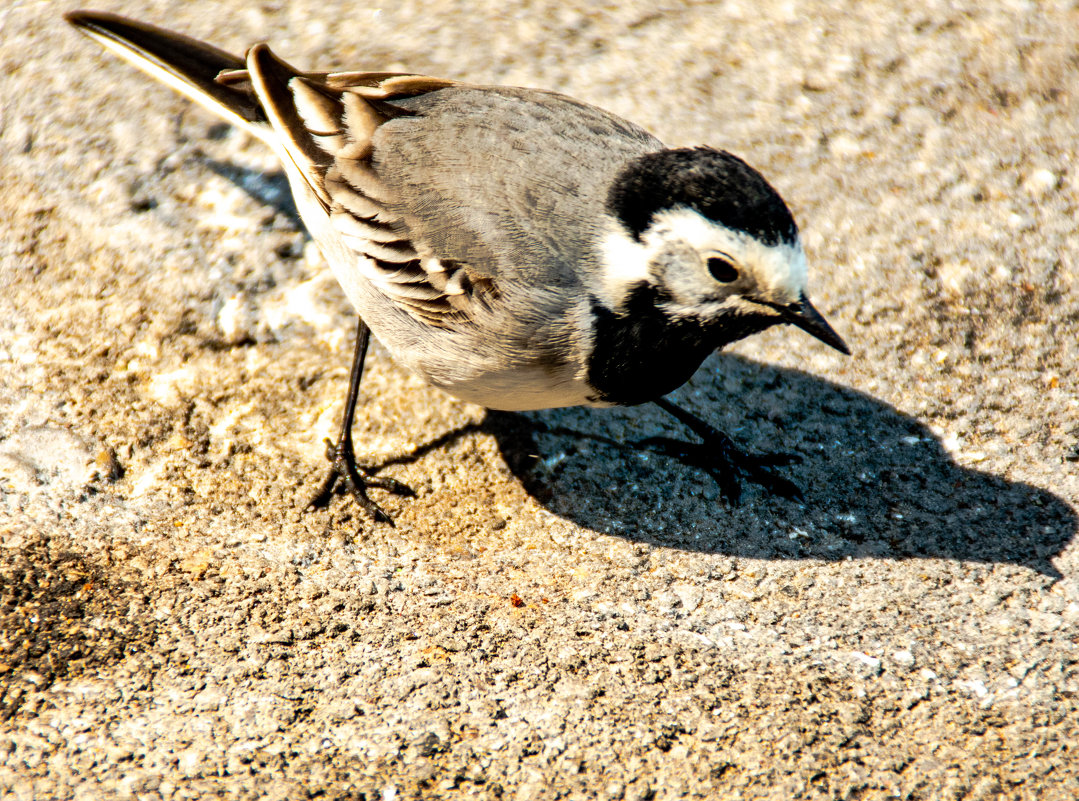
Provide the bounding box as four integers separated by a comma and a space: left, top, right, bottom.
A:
66, 10, 849, 522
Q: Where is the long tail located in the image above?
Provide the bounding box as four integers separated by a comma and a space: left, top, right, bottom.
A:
65, 10, 270, 140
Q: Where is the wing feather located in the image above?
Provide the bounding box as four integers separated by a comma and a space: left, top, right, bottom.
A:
66, 12, 649, 333
241, 47, 475, 326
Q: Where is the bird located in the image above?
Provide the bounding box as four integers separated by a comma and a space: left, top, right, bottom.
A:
65, 10, 849, 523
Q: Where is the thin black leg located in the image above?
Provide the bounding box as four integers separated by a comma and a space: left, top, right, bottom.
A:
306, 317, 413, 524
646, 397, 804, 504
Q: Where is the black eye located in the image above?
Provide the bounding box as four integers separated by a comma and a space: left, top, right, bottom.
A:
707, 257, 739, 283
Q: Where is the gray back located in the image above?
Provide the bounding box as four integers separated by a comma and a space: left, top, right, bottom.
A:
372, 86, 663, 287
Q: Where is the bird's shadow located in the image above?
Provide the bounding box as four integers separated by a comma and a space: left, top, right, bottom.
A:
203, 158, 1076, 577
479, 354, 1075, 577
202, 158, 301, 226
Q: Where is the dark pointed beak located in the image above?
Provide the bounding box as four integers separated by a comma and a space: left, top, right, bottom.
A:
779, 294, 850, 355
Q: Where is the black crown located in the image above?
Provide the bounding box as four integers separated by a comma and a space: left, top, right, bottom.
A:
608, 147, 798, 247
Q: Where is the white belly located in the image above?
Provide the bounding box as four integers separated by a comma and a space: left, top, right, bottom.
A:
424, 363, 600, 411
293, 181, 602, 412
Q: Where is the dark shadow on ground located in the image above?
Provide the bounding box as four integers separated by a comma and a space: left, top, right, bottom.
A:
202, 161, 301, 226
482, 353, 1075, 577
205, 160, 1075, 576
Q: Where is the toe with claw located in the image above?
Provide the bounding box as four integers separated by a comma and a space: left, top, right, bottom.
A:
303, 318, 413, 525
649, 397, 804, 504
638, 433, 803, 504
306, 436, 414, 525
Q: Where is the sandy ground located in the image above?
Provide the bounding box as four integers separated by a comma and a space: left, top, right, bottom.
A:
2, 1, 1078, 798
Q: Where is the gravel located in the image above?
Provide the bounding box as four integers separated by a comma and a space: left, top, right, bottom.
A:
2, 1, 1077, 798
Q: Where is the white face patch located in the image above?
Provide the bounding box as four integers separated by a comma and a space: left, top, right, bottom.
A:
595, 220, 653, 309
647, 207, 808, 303
596, 206, 809, 313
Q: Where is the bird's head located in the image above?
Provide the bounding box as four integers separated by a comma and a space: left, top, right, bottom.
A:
599, 147, 848, 355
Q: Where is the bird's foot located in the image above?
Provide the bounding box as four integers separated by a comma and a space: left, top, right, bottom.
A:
638, 425, 803, 505
306, 437, 414, 525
